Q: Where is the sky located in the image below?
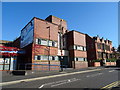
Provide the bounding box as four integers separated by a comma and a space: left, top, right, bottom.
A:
2, 2, 118, 47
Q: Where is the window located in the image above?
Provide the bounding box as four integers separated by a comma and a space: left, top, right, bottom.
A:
36, 38, 41, 44
49, 56, 52, 60
52, 56, 55, 60
55, 56, 58, 60
55, 41, 57, 47
73, 45, 77, 50
52, 41, 55, 47
34, 56, 41, 60
42, 56, 48, 60
97, 43, 101, 49
78, 58, 84, 61
36, 39, 39, 44
75, 57, 86, 61
84, 58, 87, 61
98, 52, 102, 58
48, 40, 52, 46
74, 45, 84, 51
75, 57, 78, 61
83, 47, 86, 51
102, 44, 105, 50
41, 39, 48, 46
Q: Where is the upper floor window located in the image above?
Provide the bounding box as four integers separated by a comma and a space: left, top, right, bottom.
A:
35, 38, 57, 47
97, 43, 101, 49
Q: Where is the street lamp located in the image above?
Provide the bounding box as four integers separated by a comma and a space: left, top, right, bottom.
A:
46, 26, 50, 71
60, 19, 63, 71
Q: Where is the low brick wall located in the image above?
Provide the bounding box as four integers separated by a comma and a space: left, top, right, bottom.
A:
91, 62, 101, 67
105, 62, 116, 66
75, 61, 88, 69
32, 60, 60, 71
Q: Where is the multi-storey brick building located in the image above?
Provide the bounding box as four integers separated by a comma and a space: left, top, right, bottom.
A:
86, 34, 113, 66
65, 30, 88, 69
18, 15, 88, 70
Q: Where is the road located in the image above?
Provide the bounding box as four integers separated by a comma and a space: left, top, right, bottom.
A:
2, 67, 120, 89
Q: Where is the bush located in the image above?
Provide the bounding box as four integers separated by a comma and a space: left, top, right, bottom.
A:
106, 58, 117, 62
92, 59, 100, 62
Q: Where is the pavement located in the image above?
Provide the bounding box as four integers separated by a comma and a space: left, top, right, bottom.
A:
2, 66, 103, 82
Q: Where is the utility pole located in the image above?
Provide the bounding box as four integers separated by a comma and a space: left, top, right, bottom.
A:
46, 26, 50, 71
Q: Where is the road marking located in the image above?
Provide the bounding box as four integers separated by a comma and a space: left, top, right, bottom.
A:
38, 78, 78, 88
101, 81, 120, 89
39, 85, 44, 88
1, 69, 102, 86
109, 70, 115, 72
86, 73, 103, 78
50, 78, 81, 87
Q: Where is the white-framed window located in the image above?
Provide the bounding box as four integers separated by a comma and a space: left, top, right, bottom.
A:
74, 57, 78, 61
48, 40, 52, 46
52, 41, 55, 47
34, 55, 41, 60
55, 56, 58, 60
84, 47, 86, 51
49, 56, 52, 60
73, 45, 77, 50
41, 39, 48, 46
35, 56, 38, 60
44, 55, 48, 60
55, 41, 57, 47
52, 41, 57, 47
36, 39, 39, 44
84, 58, 87, 61
78, 58, 84, 61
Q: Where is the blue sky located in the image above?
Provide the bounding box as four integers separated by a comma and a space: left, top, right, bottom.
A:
2, 2, 118, 47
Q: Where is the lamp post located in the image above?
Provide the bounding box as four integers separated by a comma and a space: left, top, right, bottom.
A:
46, 26, 50, 71
60, 19, 63, 71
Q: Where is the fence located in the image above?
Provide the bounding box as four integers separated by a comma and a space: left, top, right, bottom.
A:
18, 63, 67, 71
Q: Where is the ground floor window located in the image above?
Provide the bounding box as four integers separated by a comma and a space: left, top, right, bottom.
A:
34, 55, 58, 61
74, 57, 87, 61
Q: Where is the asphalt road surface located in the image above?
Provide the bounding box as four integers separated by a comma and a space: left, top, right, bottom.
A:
2, 67, 120, 89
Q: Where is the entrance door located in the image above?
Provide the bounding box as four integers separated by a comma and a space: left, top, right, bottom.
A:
58, 56, 68, 68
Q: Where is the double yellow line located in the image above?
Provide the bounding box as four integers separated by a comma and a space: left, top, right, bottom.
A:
101, 81, 120, 89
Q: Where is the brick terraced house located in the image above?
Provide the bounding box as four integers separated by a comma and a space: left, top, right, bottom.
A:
86, 35, 114, 66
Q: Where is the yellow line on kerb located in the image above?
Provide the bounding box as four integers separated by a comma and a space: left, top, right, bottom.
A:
101, 81, 120, 89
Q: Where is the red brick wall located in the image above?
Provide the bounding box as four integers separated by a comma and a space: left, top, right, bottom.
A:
32, 60, 60, 71
75, 61, 88, 69
86, 34, 97, 62
74, 50, 87, 58
105, 62, 116, 66
92, 62, 100, 67
73, 31, 86, 46
34, 18, 58, 41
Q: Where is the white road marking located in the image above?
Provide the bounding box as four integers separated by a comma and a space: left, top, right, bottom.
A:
109, 70, 115, 72
86, 73, 103, 78
51, 78, 81, 87
38, 78, 81, 88
39, 85, 44, 88
1, 69, 102, 86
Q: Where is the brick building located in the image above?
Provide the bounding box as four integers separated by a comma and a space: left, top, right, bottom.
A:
18, 15, 88, 70
65, 30, 88, 69
86, 35, 113, 66
0, 40, 19, 70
